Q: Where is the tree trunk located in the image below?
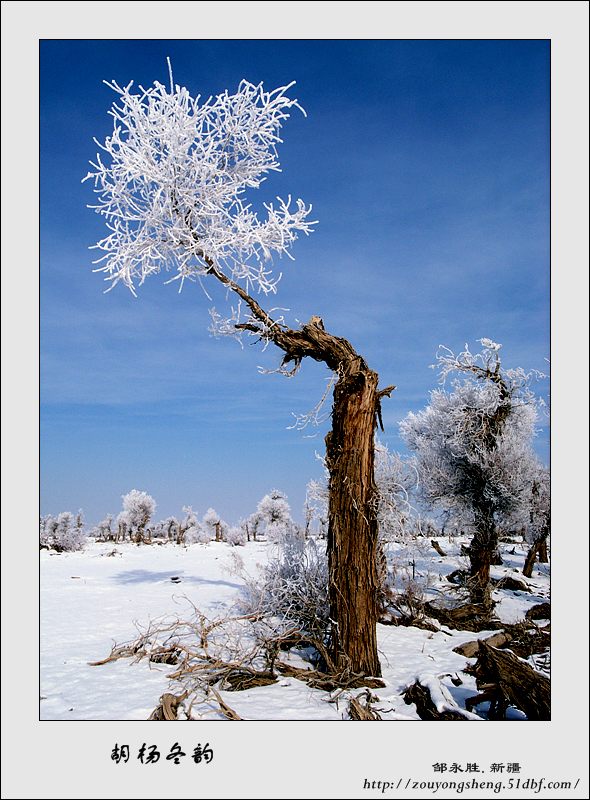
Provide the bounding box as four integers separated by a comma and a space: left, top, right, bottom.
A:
522, 536, 546, 578
468, 528, 497, 610
538, 538, 548, 563
325, 364, 382, 677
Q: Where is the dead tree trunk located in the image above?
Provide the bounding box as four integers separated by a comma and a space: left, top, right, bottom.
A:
326, 363, 382, 676
522, 542, 537, 578
524, 528, 549, 576
466, 640, 550, 720
523, 540, 541, 577
240, 312, 393, 675
538, 537, 548, 563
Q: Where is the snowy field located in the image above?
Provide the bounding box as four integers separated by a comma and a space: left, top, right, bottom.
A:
40, 538, 550, 721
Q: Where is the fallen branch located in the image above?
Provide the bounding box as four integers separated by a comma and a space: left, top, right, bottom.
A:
403, 675, 482, 721
465, 640, 550, 720
275, 660, 385, 691
209, 687, 244, 720
424, 601, 500, 632
525, 602, 550, 620
493, 576, 531, 593
348, 690, 382, 720
431, 540, 447, 557
453, 632, 512, 659
148, 690, 188, 721
89, 604, 387, 721
88, 639, 147, 666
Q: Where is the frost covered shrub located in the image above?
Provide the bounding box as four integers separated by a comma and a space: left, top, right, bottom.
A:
39, 515, 57, 549
264, 519, 298, 543
53, 511, 85, 552
185, 525, 212, 544
225, 526, 246, 546
243, 531, 329, 641
149, 519, 169, 540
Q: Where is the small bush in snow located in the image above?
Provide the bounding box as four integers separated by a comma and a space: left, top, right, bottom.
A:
241, 531, 329, 643
225, 526, 246, 547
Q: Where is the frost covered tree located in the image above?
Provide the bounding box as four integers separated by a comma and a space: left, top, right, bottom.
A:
51, 511, 85, 552
96, 513, 115, 541
40, 515, 57, 549
400, 339, 546, 609
521, 466, 550, 577
253, 489, 295, 541
305, 476, 329, 539
374, 442, 415, 542
116, 511, 129, 541
202, 507, 226, 542
179, 505, 202, 544
85, 64, 395, 676
121, 489, 157, 542
157, 515, 179, 542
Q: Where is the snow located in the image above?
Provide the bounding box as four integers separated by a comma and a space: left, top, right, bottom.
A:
40, 537, 549, 721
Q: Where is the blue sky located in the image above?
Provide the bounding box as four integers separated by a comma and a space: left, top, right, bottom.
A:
40, 39, 550, 525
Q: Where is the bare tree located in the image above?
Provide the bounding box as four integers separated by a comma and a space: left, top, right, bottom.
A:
84, 64, 393, 675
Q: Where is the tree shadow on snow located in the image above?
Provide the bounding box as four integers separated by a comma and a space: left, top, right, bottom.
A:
111, 569, 241, 590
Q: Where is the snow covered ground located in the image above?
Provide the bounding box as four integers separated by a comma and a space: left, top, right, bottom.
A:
40, 537, 549, 721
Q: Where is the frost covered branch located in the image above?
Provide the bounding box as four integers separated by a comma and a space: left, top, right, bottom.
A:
84, 66, 316, 318
434, 339, 546, 402
287, 374, 337, 430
